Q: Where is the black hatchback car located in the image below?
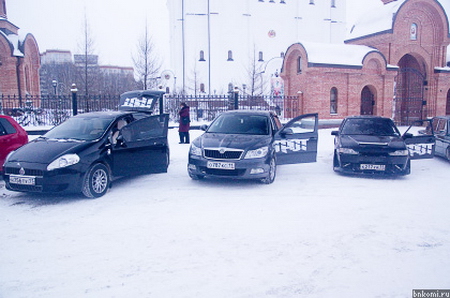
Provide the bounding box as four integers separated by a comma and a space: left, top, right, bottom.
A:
188, 111, 318, 183
331, 116, 435, 175
3, 90, 169, 198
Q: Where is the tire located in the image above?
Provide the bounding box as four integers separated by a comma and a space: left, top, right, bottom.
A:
261, 157, 276, 184
401, 159, 411, 176
82, 163, 110, 198
163, 149, 170, 172
333, 151, 340, 172
446, 147, 450, 161
189, 172, 204, 180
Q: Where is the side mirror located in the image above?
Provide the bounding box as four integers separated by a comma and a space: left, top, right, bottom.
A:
331, 130, 339, 136
403, 133, 413, 139
280, 128, 294, 136
200, 124, 208, 131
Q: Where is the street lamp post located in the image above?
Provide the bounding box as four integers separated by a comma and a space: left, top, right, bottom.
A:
52, 80, 58, 96
71, 84, 78, 116
234, 86, 239, 110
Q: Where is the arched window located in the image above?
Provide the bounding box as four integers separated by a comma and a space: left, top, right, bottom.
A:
258, 51, 264, 62
297, 56, 302, 74
446, 89, 450, 115
227, 50, 234, 61
410, 23, 418, 40
199, 50, 205, 62
330, 87, 338, 114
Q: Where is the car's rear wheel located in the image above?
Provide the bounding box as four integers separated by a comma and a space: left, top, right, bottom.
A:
82, 163, 110, 198
261, 156, 276, 184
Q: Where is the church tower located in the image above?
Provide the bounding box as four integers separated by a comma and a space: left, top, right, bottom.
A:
0, 0, 7, 18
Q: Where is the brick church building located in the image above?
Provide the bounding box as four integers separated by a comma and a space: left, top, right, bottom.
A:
0, 0, 40, 99
281, 0, 450, 125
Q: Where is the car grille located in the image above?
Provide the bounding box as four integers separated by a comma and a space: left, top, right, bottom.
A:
200, 167, 246, 177
204, 148, 243, 160
4, 167, 44, 177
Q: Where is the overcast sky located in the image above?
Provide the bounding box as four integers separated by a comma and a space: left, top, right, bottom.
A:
6, 0, 383, 68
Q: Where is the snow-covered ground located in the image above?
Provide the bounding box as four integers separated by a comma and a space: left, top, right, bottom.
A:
0, 128, 449, 298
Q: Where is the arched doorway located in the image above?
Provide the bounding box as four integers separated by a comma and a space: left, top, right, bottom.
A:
361, 86, 375, 115
446, 89, 450, 115
394, 54, 426, 125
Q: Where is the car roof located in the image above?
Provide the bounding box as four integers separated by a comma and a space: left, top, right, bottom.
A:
220, 110, 274, 117
72, 111, 132, 119
344, 115, 387, 120
433, 115, 450, 120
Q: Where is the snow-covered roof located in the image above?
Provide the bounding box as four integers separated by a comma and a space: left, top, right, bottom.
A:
5, 33, 24, 57
347, 0, 450, 41
0, 30, 24, 57
299, 41, 382, 67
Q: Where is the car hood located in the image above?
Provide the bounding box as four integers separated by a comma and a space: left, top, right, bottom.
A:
199, 133, 270, 150
7, 138, 90, 164
340, 135, 406, 149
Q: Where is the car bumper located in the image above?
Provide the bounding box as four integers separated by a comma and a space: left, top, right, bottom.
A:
3, 162, 85, 194
188, 155, 271, 180
335, 153, 410, 175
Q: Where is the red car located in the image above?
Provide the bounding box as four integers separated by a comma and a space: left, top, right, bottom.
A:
0, 115, 28, 173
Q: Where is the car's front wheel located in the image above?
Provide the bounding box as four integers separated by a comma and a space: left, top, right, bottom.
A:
333, 151, 340, 172
261, 156, 276, 184
82, 163, 110, 198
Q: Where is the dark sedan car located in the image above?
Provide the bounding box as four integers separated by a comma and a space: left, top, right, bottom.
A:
188, 111, 318, 183
331, 116, 435, 175
0, 115, 28, 173
3, 90, 169, 198
430, 116, 450, 161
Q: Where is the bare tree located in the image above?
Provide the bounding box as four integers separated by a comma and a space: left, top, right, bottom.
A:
244, 48, 266, 97
76, 13, 99, 97
185, 58, 202, 97
133, 22, 161, 90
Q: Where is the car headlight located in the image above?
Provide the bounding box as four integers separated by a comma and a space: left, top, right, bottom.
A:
389, 149, 409, 156
338, 147, 358, 155
47, 154, 80, 171
189, 144, 202, 156
245, 146, 268, 159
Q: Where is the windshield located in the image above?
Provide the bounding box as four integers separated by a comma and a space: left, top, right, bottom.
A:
44, 116, 115, 140
207, 114, 269, 135
341, 118, 399, 136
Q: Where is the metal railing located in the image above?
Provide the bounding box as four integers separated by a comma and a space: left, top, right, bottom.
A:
1, 94, 300, 127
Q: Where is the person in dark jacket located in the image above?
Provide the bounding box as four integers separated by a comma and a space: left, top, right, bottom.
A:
178, 102, 190, 144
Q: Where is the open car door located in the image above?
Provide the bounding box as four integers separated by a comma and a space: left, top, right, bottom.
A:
274, 113, 318, 165
403, 119, 435, 160
112, 114, 170, 176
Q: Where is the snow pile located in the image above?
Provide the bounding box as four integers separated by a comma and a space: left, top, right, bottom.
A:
0, 128, 449, 297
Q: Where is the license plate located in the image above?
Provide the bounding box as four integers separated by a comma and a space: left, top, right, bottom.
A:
9, 175, 36, 185
207, 161, 235, 170
360, 164, 386, 171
